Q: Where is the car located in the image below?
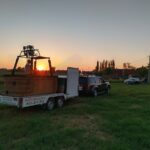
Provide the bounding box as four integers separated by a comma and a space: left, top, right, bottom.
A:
79, 75, 111, 96
124, 77, 141, 84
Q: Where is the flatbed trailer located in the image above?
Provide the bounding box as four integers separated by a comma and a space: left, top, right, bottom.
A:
0, 93, 70, 109
0, 68, 79, 110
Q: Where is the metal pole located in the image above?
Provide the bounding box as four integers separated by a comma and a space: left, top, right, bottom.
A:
12, 56, 19, 75
148, 56, 150, 83
34, 60, 37, 71
31, 58, 33, 74
48, 59, 53, 76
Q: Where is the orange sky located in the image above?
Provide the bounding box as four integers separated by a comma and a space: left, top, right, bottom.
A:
0, 45, 148, 71
0, 1, 149, 70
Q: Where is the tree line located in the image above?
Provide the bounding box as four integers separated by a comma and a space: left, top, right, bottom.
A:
94, 60, 148, 78
95, 60, 115, 72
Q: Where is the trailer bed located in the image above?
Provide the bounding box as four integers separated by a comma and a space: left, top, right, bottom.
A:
0, 68, 79, 110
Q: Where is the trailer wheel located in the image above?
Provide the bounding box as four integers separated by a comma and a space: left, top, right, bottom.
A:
46, 98, 55, 111
57, 97, 64, 108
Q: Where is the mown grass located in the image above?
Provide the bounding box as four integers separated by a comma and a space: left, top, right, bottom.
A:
0, 83, 150, 150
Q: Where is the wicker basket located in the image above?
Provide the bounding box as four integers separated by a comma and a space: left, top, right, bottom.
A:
3, 75, 58, 96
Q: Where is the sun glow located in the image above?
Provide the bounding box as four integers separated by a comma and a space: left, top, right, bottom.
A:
37, 65, 45, 71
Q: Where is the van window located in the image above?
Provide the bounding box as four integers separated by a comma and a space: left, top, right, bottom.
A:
79, 77, 88, 84
88, 77, 96, 84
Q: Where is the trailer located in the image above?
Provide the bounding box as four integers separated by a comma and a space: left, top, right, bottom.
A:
0, 68, 79, 110
0, 46, 79, 110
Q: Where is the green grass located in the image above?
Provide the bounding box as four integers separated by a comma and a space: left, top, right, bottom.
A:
0, 83, 150, 150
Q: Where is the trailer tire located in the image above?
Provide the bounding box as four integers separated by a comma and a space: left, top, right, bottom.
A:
46, 98, 55, 111
57, 97, 64, 108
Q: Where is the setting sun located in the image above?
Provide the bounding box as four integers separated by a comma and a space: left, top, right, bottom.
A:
37, 65, 45, 71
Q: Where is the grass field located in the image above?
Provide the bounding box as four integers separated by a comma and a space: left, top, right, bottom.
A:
0, 83, 150, 150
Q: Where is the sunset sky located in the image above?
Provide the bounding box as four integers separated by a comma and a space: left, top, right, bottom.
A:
0, 0, 150, 70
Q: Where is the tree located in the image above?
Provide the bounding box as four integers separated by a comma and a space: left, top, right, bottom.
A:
123, 62, 135, 69
105, 60, 108, 69
136, 66, 148, 78
123, 63, 127, 69
104, 67, 114, 75
95, 61, 99, 72
112, 60, 115, 69
98, 59, 116, 71
100, 62, 102, 71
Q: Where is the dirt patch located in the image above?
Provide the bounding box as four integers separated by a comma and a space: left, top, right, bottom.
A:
129, 104, 142, 109
65, 115, 95, 128
51, 115, 111, 141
